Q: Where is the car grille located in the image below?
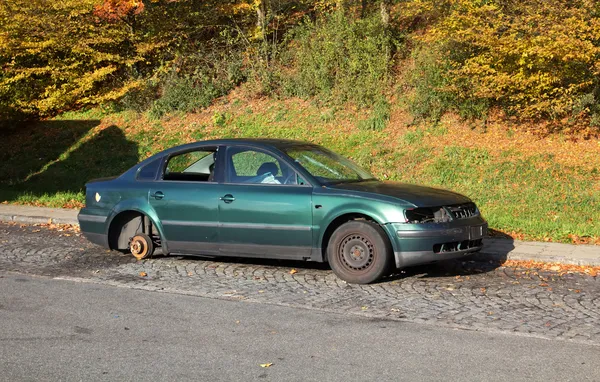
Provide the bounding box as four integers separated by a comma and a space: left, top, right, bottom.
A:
445, 203, 478, 219
433, 239, 483, 254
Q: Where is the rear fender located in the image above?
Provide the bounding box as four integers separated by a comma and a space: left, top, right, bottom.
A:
105, 198, 168, 253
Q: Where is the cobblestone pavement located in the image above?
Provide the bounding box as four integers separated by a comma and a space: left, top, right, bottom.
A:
2, 222, 600, 345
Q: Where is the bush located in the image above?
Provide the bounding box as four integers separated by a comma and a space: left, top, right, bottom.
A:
409, 0, 600, 124
148, 49, 245, 118
149, 73, 222, 119
357, 98, 391, 130
407, 45, 489, 122
283, 11, 393, 107
118, 81, 159, 113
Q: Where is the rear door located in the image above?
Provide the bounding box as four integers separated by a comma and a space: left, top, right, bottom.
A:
218, 145, 313, 259
149, 146, 224, 255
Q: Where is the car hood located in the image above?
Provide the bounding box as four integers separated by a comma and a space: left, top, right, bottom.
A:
328, 181, 471, 207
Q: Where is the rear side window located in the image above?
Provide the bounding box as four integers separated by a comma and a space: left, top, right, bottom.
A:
137, 158, 161, 181
163, 149, 217, 182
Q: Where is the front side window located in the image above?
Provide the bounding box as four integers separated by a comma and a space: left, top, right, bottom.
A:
284, 146, 375, 185
163, 149, 217, 182
226, 147, 299, 185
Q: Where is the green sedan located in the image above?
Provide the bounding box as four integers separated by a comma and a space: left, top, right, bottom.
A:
78, 139, 487, 284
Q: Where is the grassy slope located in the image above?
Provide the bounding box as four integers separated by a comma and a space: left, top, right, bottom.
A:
1, 93, 599, 244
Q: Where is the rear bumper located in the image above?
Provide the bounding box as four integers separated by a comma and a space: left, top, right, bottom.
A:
386, 216, 488, 268
82, 231, 109, 248
78, 209, 109, 248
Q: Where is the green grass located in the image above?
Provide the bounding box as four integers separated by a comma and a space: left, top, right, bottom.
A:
1, 102, 598, 243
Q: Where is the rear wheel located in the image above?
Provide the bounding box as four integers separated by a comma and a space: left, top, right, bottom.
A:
129, 233, 154, 260
327, 220, 392, 284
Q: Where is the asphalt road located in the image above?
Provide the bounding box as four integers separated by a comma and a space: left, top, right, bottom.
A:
2, 222, 600, 345
1, 273, 599, 382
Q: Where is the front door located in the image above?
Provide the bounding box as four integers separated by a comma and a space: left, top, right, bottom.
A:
150, 147, 223, 255
218, 146, 313, 259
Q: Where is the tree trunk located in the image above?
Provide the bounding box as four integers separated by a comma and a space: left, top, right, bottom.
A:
380, 0, 390, 26
256, 1, 266, 31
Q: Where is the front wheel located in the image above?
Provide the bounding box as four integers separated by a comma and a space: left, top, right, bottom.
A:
129, 233, 154, 260
327, 220, 392, 284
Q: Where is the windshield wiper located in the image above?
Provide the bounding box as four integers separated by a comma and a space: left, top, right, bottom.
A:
327, 178, 377, 185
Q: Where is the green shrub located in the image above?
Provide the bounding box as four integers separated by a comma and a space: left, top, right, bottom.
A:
149, 71, 229, 119
117, 81, 158, 113
357, 99, 391, 131
148, 48, 246, 118
284, 11, 393, 107
408, 46, 488, 122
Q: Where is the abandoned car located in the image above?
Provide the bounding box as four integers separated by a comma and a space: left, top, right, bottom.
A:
78, 138, 487, 284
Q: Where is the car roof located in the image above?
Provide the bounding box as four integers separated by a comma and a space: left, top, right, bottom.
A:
121, 138, 323, 180
162, 138, 320, 154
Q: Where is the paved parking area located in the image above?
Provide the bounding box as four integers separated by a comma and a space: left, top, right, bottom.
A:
1, 222, 599, 345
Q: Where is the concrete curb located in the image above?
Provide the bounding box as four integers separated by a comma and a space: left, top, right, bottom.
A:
1, 204, 598, 266
0, 205, 78, 226
478, 238, 600, 266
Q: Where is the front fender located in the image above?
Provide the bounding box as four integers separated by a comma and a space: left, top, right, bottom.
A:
315, 198, 405, 253
105, 198, 168, 253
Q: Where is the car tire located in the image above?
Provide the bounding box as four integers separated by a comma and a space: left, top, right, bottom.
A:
129, 233, 154, 260
327, 220, 392, 284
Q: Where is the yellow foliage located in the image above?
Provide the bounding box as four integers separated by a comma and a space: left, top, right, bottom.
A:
406, 0, 600, 121
0, 0, 226, 117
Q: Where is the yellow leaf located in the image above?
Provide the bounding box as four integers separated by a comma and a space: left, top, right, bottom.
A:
289, 269, 298, 275
260, 363, 273, 368
139, 272, 147, 277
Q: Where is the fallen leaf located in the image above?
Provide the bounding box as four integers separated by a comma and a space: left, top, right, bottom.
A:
260, 363, 273, 368
32, 229, 41, 233
139, 272, 147, 277
289, 269, 297, 275
361, 306, 368, 310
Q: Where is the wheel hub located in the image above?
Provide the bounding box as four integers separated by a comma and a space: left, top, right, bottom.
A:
131, 240, 143, 255
339, 234, 374, 271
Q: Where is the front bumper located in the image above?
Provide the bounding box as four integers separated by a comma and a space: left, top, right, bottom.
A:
386, 216, 488, 269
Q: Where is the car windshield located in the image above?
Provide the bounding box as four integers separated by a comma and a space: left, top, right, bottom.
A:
284, 146, 376, 185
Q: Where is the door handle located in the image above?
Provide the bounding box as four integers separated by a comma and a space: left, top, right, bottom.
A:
151, 191, 165, 200
219, 194, 235, 203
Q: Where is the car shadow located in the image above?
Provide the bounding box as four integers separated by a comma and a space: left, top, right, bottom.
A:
381, 232, 514, 283
163, 252, 332, 271
161, 232, 515, 282
0, 121, 139, 204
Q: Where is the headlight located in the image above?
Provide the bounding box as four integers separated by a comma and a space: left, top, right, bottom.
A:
404, 207, 451, 223
404, 203, 479, 223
